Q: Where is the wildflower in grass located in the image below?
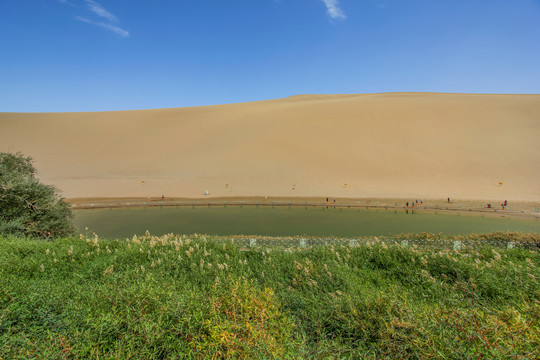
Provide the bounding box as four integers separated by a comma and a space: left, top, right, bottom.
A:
308, 278, 318, 287
336, 290, 343, 296
218, 263, 224, 270
528, 274, 536, 281
526, 258, 535, 266
225, 254, 230, 260
200, 259, 205, 269
106, 246, 111, 253
412, 258, 416, 263
103, 265, 114, 276
40, 264, 44, 272
204, 250, 210, 256
45, 248, 50, 255
294, 261, 302, 270
492, 249, 502, 261
421, 257, 428, 266
151, 261, 155, 268
157, 258, 161, 265
177, 255, 182, 261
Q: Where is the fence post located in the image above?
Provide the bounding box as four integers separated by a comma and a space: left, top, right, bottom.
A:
249, 238, 257, 248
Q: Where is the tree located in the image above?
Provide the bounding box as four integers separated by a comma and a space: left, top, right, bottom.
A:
0, 152, 75, 238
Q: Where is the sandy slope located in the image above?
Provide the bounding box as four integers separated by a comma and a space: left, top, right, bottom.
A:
1, 93, 539, 201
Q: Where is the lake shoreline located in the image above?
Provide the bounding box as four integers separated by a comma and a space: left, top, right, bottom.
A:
68, 196, 540, 220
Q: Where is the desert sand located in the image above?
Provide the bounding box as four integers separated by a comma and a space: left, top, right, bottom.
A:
1, 93, 539, 202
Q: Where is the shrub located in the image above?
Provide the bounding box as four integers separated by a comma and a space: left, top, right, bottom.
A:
0, 152, 74, 238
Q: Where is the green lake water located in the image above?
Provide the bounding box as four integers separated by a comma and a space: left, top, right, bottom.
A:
74, 206, 540, 238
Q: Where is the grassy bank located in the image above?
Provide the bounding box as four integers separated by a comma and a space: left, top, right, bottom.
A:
1, 233, 539, 359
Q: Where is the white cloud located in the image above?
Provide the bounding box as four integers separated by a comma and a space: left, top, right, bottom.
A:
85, 0, 119, 23
322, 0, 346, 19
58, 0, 76, 6
76, 16, 129, 37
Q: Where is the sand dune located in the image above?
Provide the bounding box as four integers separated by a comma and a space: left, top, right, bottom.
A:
1, 93, 539, 201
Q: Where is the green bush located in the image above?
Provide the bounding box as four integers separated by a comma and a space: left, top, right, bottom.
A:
0, 152, 74, 238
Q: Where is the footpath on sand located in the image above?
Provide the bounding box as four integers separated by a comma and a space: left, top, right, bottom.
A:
68, 196, 540, 219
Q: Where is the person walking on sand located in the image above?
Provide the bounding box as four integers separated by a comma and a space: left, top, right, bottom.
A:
447, 197, 450, 203
162, 194, 165, 201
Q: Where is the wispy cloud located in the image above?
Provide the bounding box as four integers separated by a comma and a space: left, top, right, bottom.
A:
84, 0, 119, 23
59, 1, 130, 37
322, 0, 346, 19
58, 0, 76, 6
76, 16, 129, 37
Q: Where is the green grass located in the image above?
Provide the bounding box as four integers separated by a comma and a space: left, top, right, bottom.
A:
1, 233, 539, 359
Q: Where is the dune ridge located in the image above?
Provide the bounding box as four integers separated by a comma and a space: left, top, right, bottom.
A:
1, 93, 539, 201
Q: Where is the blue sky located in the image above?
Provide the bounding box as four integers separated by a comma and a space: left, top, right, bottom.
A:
1, 0, 539, 112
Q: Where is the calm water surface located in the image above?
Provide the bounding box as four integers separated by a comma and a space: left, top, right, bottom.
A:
74, 206, 540, 238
